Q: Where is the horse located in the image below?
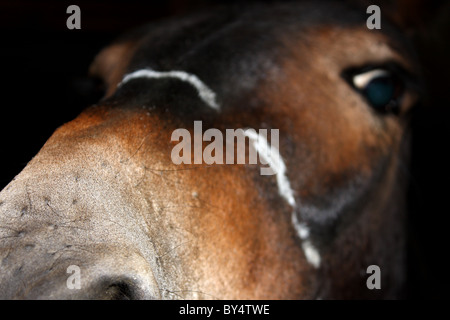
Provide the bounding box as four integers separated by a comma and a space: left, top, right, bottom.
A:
0, 0, 429, 299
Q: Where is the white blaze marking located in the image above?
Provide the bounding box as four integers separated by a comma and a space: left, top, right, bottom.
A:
244, 130, 295, 206
292, 212, 309, 239
292, 210, 321, 268
301, 241, 321, 268
120, 68, 220, 111
245, 131, 321, 268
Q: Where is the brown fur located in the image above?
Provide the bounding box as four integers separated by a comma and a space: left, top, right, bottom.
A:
0, 1, 423, 299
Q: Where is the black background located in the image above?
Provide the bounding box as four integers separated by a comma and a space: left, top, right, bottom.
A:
0, 0, 449, 299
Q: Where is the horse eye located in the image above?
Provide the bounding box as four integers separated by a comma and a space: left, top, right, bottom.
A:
351, 69, 403, 114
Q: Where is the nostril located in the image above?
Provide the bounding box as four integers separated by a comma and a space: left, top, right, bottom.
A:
93, 277, 144, 300
103, 281, 136, 300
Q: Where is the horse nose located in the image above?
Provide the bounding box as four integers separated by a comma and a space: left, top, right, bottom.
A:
0, 248, 161, 299
61, 253, 162, 300
0, 170, 161, 299
72, 254, 162, 300
0, 200, 160, 299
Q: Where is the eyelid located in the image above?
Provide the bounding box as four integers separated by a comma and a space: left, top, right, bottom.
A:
352, 69, 390, 89
343, 62, 420, 92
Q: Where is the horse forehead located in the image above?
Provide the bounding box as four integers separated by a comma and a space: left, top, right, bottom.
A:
119, 3, 366, 85
114, 6, 411, 115
102, 2, 413, 128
